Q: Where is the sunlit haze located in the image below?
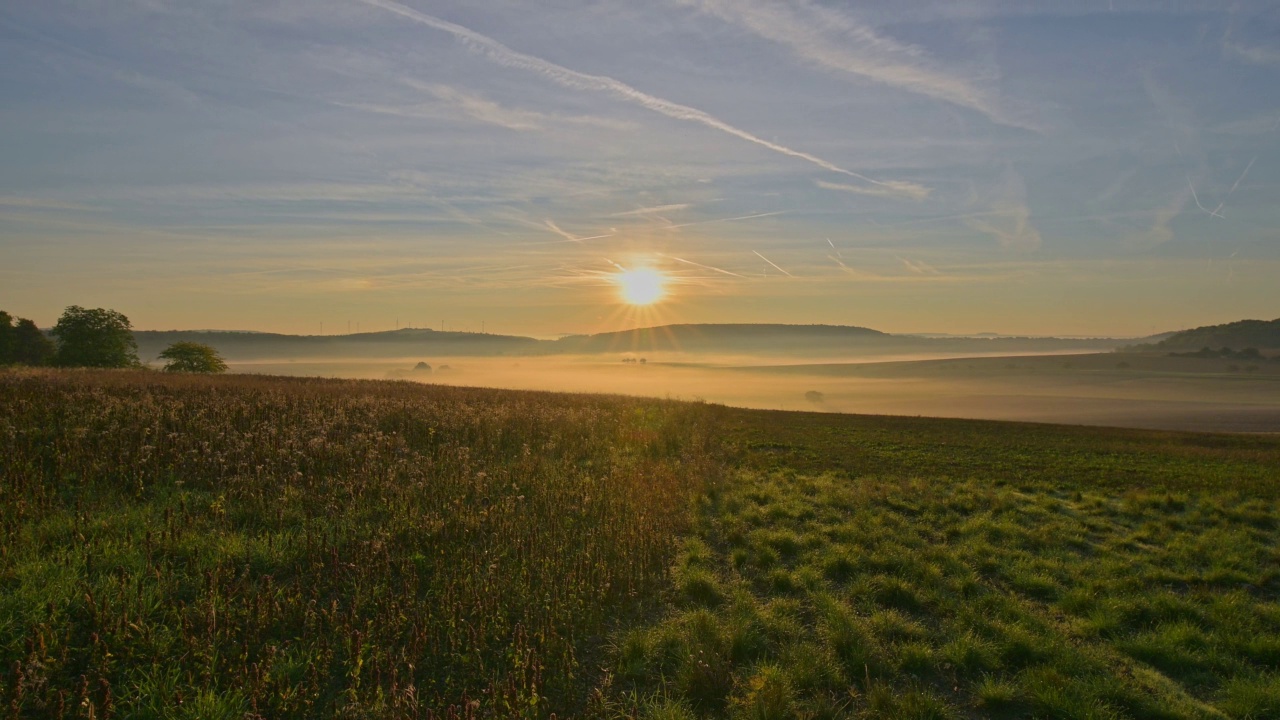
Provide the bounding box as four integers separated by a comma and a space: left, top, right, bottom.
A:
615, 267, 667, 307
2, 2, 1278, 337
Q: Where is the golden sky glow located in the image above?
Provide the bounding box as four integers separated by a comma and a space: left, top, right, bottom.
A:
614, 267, 667, 306
2, 2, 1279, 337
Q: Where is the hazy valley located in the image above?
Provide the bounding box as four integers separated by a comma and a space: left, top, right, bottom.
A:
167, 319, 1280, 434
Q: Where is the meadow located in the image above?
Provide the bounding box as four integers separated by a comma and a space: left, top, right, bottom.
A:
2, 370, 1279, 718
612, 412, 1280, 719
0, 369, 719, 717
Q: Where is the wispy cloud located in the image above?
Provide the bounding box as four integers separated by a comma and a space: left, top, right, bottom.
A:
675, 0, 1027, 129
1210, 112, 1280, 137
356, 0, 926, 197
336, 82, 636, 133
660, 253, 746, 278
0, 197, 104, 212
899, 257, 940, 275
1127, 187, 1190, 250
541, 219, 614, 244
663, 211, 788, 230
816, 179, 930, 201
611, 203, 692, 217
1225, 42, 1280, 67
425, 82, 542, 130
0, 14, 202, 106
964, 167, 1042, 251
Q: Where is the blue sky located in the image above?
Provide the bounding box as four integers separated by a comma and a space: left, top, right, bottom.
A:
1, 0, 1278, 336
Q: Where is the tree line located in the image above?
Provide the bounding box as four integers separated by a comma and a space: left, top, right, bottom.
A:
0, 306, 226, 373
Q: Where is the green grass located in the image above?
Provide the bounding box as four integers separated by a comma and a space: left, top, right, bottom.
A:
610, 411, 1280, 719
2, 370, 1279, 718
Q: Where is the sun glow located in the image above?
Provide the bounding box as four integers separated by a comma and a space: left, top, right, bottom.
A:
615, 267, 667, 305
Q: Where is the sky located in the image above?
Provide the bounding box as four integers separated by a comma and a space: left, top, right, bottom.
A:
1, 0, 1278, 337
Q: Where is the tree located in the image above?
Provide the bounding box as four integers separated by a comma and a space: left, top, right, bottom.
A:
0, 312, 55, 366
51, 306, 140, 368
12, 319, 54, 366
158, 341, 227, 373
0, 311, 12, 364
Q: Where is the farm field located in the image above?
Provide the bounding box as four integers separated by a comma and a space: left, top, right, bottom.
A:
2, 370, 1279, 718
230, 352, 1280, 433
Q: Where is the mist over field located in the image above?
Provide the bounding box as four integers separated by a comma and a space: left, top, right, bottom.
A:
227, 349, 1280, 433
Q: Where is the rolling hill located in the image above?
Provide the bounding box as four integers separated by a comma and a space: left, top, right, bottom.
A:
1126, 317, 1280, 352
132, 328, 538, 362
132, 323, 1136, 362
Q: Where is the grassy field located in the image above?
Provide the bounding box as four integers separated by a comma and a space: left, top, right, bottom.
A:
0, 370, 718, 717
2, 370, 1279, 718
611, 412, 1280, 719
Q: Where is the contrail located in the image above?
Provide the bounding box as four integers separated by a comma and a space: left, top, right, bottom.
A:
1210, 156, 1256, 217
660, 254, 745, 278
357, 0, 927, 197
611, 203, 692, 217
753, 250, 793, 277
665, 210, 787, 230
1186, 176, 1224, 219
544, 219, 613, 243
1225, 156, 1256, 196
830, 255, 856, 275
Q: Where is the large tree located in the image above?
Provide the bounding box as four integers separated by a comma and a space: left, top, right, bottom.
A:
158, 341, 228, 373
12, 319, 54, 366
51, 306, 140, 368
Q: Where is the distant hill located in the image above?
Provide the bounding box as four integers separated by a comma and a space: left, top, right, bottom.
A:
133, 328, 537, 362
544, 323, 887, 355
133, 323, 1136, 363
1126, 318, 1280, 352
541, 323, 1130, 357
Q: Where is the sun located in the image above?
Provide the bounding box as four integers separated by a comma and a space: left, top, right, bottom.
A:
614, 267, 667, 305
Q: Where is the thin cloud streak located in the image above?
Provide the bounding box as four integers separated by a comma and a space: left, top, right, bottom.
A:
1186, 176, 1224, 219
1208, 156, 1256, 217
753, 250, 794, 277
611, 203, 693, 217
0, 197, 105, 212
676, 0, 1027, 129
660, 254, 746, 278
543, 219, 614, 244
816, 179, 930, 201
1225, 42, 1280, 66
356, 0, 928, 198
664, 211, 789, 230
